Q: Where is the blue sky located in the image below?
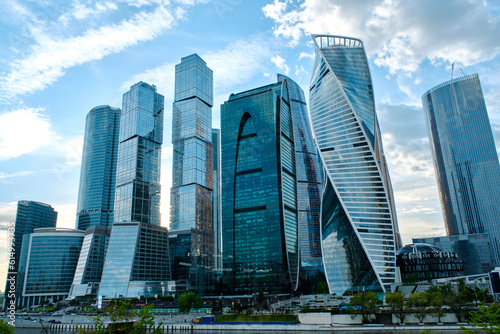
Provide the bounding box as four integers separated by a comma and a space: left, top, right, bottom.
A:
1, 0, 500, 289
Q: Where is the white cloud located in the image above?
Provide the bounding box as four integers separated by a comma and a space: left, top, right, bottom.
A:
122, 34, 274, 98
0, 171, 35, 184
0, 108, 58, 160
271, 54, 290, 75
263, 0, 500, 75
0, 5, 178, 100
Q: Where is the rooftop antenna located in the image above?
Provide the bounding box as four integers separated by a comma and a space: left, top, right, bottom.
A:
451, 62, 455, 80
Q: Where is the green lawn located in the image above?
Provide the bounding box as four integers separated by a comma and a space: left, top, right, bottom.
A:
215, 314, 297, 323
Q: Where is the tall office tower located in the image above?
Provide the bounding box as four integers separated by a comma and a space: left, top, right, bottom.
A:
212, 129, 222, 271
16, 228, 84, 307
221, 79, 299, 294
114, 82, 163, 226
70, 106, 120, 299
4, 201, 57, 308
277, 75, 323, 288
76, 105, 121, 230
309, 35, 400, 294
422, 73, 500, 266
169, 54, 214, 289
99, 82, 171, 299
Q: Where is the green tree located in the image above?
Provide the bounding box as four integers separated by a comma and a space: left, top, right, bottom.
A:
316, 282, 329, 294
407, 292, 429, 323
350, 291, 379, 324
463, 302, 500, 334
426, 291, 444, 323
178, 292, 202, 313
234, 302, 242, 314
0, 319, 14, 334
255, 289, 269, 312
385, 291, 407, 325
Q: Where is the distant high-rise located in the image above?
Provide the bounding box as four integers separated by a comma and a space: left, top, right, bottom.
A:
212, 128, 222, 271
4, 201, 57, 307
114, 82, 164, 226
76, 105, 120, 230
221, 79, 299, 294
99, 82, 171, 299
309, 35, 399, 294
169, 54, 214, 289
422, 73, 500, 266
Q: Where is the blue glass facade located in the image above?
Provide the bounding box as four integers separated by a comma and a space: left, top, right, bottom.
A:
17, 228, 84, 307
277, 75, 323, 271
212, 128, 222, 271
4, 201, 57, 307
114, 82, 163, 226
77, 105, 120, 230
221, 80, 299, 294
309, 35, 399, 294
170, 54, 214, 283
422, 74, 500, 266
98, 222, 171, 298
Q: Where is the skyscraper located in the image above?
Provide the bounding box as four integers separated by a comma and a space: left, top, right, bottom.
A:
4, 201, 57, 307
221, 79, 299, 294
99, 82, 171, 299
309, 35, 399, 294
76, 105, 121, 230
422, 73, 500, 266
212, 128, 222, 271
114, 82, 164, 226
277, 75, 323, 281
70, 105, 120, 299
169, 54, 214, 289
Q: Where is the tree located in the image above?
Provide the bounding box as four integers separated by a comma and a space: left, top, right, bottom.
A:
255, 289, 269, 312
385, 291, 406, 325
234, 302, 242, 314
350, 291, 379, 324
426, 291, 444, 323
316, 282, 329, 294
463, 302, 500, 334
0, 319, 14, 334
407, 292, 429, 323
178, 292, 202, 313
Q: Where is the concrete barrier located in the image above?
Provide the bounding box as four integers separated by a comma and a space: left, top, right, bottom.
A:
298, 312, 331, 324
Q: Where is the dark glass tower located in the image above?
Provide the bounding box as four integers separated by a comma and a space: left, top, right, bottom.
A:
422, 74, 500, 266
169, 54, 214, 290
4, 201, 57, 307
277, 75, 323, 277
309, 35, 399, 294
221, 79, 299, 294
99, 82, 171, 299
212, 128, 222, 271
76, 105, 120, 230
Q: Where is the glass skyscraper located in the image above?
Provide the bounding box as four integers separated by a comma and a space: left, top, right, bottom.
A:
212, 128, 222, 271
422, 74, 500, 266
277, 75, 323, 273
99, 81, 171, 299
221, 79, 299, 294
4, 201, 57, 307
76, 105, 121, 230
309, 35, 399, 294
114, 82, 163, 226
16, 228, 84, 307
169, 54, 214, 286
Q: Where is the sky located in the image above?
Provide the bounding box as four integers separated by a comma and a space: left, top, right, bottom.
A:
1, 0, 500, 290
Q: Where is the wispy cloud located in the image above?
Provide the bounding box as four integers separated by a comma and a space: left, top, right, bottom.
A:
263, 0, 500, 75
271, 55, 290, 75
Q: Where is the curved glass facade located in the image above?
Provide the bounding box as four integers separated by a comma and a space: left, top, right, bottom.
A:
277, 75, 322, 269
77, 105, 121, 230
422, 74, 500, 266
221, 80, 299, 293
309, 35, 398, 294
